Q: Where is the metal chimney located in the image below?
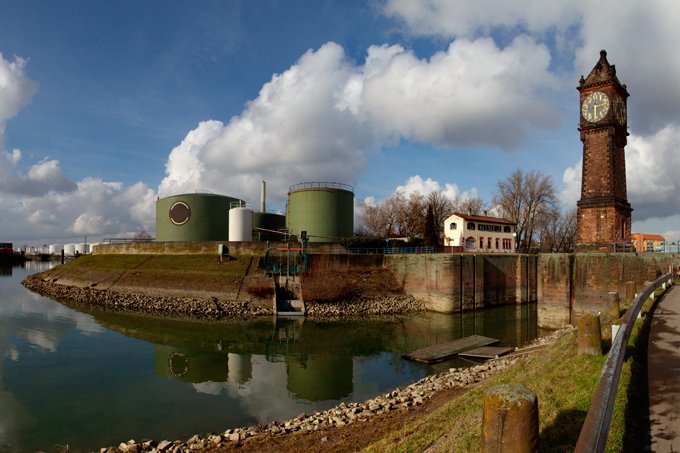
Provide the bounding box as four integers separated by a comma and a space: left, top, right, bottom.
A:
260, 181, 266, 213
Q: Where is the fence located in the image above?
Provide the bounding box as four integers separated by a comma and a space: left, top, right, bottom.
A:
574, 270, 675, 452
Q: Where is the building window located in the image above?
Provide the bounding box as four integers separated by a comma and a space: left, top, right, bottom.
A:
467, 222, 475, 230
487, 238, 492, 249
494, 225, 501, 232
479, 237, 484, 249
496, 238, 500, 249
466, 237, 475, 248
504, 226, 511, 233
450, 222, 457, 230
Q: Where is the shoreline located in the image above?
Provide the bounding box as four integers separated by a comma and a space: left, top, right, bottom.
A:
22, 273, 426, 321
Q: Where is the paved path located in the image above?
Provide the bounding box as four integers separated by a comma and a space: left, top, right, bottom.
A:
648, 285, 680, 452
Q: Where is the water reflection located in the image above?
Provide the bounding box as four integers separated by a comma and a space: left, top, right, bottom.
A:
0, 261, 545, 453
93, 305, 540, 404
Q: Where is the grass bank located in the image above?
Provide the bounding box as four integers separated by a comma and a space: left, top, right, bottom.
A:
363, 284, 669, 452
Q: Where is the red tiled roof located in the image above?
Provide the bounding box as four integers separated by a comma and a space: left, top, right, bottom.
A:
631, 233, 665, 241
448, 213, 515, 225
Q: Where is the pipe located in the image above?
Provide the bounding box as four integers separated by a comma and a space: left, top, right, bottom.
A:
261, 181, 266, 213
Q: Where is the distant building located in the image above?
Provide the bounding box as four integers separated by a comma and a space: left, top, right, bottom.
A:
631, 233, 665, 252
443, 213, 516, 252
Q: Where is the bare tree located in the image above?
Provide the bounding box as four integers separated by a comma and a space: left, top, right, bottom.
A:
426, 191, 454, 240
539, 209, 577, 252
357, 192, 426, 238
493, 169, 558, 252
453, 197, 486, 216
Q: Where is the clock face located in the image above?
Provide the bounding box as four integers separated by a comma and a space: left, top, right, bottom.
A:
614, 96, 627, 125
581, 91, 610, 123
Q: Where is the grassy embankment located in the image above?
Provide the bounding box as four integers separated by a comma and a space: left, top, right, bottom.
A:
58, 254, 259, 296
364, 283, 671, 452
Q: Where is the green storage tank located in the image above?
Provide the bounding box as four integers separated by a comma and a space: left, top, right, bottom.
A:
285, 182, 354, 243
156, 193, 244, 242
252, 212, 287, 242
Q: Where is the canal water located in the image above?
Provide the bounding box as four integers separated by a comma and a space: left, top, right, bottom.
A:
1, 261, 544, 452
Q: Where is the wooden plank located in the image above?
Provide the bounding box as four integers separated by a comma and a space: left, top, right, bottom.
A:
459, 346, 515, 359
403, 335, 500, 364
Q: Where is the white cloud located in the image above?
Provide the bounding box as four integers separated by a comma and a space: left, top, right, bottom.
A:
559, 125, 680, 223
626, 126, 680, 221
558, 160, 581, 208
383, 0, 680, 135
360, 36, 561, 148
0, 176, 156, 244
159, 43, 373, 206
160, 38, 561, 205
381, 0, 580, 38
0, 53, 38, 147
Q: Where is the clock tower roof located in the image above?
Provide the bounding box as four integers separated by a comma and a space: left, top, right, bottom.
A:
579, 50, 628, 95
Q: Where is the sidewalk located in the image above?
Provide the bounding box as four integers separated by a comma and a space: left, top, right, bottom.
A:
648, 285, 680, 452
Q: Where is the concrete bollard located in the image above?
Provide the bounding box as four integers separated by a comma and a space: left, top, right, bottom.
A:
482, 384, 539, 453
607, 292, 620, 317
625, 281, 637, 302
578, 314, 602, 355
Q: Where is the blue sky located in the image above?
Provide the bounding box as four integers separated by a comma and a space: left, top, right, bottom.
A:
1, 0, 680, 245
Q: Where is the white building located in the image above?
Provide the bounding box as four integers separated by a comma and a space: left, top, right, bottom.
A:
444, 213, 516, 252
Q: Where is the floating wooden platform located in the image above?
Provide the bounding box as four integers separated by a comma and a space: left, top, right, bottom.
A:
403, 335, 500, 364
459, 346, 514, 359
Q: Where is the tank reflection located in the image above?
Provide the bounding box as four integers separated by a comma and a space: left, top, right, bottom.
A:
89, 304, 541, 402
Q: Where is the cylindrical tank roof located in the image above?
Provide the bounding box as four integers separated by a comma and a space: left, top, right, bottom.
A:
288, 182, 354, 193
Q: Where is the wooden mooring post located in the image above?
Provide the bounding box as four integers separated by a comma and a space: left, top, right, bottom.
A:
482, 384, 539, 452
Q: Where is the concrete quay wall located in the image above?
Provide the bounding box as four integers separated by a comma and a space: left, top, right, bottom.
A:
383, 254, 536, 313
92, 242, 678, 329
537, 252, 678, 329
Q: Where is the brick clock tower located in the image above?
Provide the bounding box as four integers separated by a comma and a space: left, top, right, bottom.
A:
576, 50, 632, 251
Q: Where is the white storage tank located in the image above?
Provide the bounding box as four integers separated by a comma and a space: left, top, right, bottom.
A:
229, 206, 253, 242
75, 243, 90, 255
64, 244, 76, 256
49, 244, 64, 255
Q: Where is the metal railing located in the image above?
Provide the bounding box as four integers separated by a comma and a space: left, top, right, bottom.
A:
98, 237, 155, 244
288, 181, 354, 192
347, 246, 437, 255
574, 270, 675, 452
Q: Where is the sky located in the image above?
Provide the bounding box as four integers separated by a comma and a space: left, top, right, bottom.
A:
1, 0, 680, 246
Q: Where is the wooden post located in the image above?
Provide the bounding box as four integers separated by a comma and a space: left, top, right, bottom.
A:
578, 314, 602, 355
482, 384, 539, 453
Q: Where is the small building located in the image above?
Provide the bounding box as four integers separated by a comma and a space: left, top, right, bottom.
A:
444, 213, 516, 252
631, 233, 665, 253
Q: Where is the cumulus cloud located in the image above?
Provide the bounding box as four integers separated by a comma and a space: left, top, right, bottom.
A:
0, 177, 156, 243
160, 38, 560, 205
381, 0, 580, 38
0, 53, 38, 147
383, 0, 680, 136
159, 43, 373, 205
626, 126, 680, 220
360, 36, 561, 148
558, 126, 680, 223
395, 175, 478, 201
0, 151, 77, 196
0, 52, 157, 244
558, 160, 581, 208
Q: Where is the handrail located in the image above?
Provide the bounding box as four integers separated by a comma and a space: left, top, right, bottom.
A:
574, 270, 675, 452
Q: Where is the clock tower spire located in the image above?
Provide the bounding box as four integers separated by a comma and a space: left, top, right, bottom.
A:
575, 50, 632, 251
